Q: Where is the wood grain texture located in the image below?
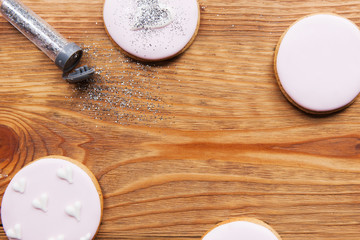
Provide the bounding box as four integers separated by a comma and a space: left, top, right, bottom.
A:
1, 0, 360, 239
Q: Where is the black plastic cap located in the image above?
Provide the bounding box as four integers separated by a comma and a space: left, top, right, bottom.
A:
62, 65, 95, 83
55, 42, 83, 73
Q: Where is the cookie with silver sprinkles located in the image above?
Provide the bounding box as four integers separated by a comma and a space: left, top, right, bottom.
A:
103, 0, 200, 61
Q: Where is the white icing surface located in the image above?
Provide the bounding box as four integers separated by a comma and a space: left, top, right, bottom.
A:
65, 201, 82, 222
57, 165, 73, 184
80, 233, 92, 240
1, 157, 102, 240
202, 221, 279, 240
12, 178, 26, 193
6, 224, 22, 239
103, 0, 199, 61
276, 14, 360, 112
48, 235, 64, 240
32, 193, 49, 212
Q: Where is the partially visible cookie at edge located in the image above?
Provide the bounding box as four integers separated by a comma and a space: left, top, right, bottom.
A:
202, 218, 282, 240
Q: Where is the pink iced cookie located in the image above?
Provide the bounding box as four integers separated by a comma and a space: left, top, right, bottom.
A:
275, 14, 360, 113
1, 156, 103, 240
202, 218, 282, 240
103, 0, 200, 61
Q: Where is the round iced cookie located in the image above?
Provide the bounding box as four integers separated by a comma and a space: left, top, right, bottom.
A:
275, 14, 360, 114
202, 218, 282, 240
103, 0, 200, 61
1, 156, 103, 240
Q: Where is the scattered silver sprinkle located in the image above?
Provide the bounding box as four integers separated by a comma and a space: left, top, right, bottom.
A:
65, 41, 169, 126
0, 174, 9, 179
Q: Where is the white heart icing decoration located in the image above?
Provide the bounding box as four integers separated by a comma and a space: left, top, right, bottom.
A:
80, 233, 91, 240
57, 166, 73, 184
32, 193, 49, 212
65, 201, 82, 221
12, 178, 27, 193
131, 0, 173, 30
48, 235, 64, 240
6, 224, 22, 239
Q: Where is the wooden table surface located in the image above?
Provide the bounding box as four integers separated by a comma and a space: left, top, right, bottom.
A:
1, 0, 360, 239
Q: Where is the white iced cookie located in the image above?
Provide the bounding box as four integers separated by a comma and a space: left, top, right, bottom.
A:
1, 156, 103, 240
202, 218, 282, 240
275, 14, 360, 114
103, 0, 200, 61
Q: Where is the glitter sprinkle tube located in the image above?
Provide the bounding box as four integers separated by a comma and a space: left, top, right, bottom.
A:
0, 0, 82, 73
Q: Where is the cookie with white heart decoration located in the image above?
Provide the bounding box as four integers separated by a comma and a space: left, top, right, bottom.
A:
103, 0, 200, 61
202, 218, 282, 240
1, 156, 103, 240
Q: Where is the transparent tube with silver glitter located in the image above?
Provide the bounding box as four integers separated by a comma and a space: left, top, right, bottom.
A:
0, 0, 82, 72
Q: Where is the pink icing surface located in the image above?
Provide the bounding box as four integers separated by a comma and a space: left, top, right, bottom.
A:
276, 14, 360, 112
103, 0, 199, 61
1, 157, 102, 240
202, 221, 280, 240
